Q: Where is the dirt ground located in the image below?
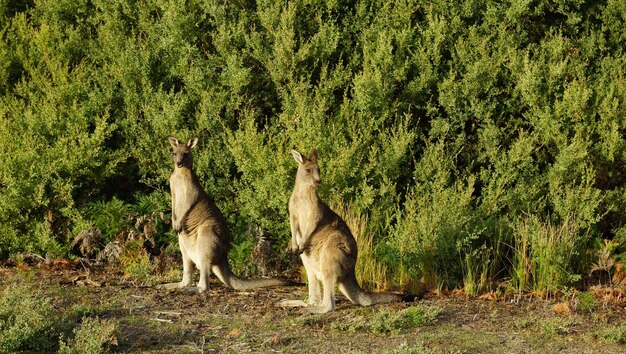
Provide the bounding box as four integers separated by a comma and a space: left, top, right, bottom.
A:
1, 264, 625, 353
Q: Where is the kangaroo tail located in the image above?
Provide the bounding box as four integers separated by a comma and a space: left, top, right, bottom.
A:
212, 261, 289, 290
338, 273, 402, 306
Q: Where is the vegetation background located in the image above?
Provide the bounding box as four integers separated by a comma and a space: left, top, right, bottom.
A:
1, 0, 625, 295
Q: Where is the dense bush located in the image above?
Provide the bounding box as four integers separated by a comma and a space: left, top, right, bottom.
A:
58, 317, 118, 354
0, 284, 57, 352
1, 0, 625, 293
0, 283, 117, 353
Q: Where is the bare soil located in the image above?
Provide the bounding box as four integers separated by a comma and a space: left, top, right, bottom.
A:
1, 264, 625, 353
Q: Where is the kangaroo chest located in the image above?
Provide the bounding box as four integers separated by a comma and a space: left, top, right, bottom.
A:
170, 171, 199, 215
290, 193, 322, 238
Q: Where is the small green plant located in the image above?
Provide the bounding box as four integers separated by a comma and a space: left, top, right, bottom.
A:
370, 305, 442, 334
575, 291, 596, 313
329, 313, 370, 332
542, 319, 573, 336
69, 303, 110, 319
228, 236, 256, 277
589, 239, 620, 286
511, 219, 531, 294
387, 343, 435, 354
58, 317, 118, 354
330, 321, 370, 332
119, 241, 156, 283
0, 284, 58, 353
295, 314, 326, 328
602, 325, 626, 345
461, 242, 499, 296
460, 220, 507, 296
327, 306, 442, 334
512, 318, 535, 330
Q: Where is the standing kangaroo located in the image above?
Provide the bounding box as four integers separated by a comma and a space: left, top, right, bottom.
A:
157, 136, 287, 293
279, 148, 404, 313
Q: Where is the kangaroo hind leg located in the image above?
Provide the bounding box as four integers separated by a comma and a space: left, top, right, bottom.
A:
277, 256, 321, 308
305, 273, 336, 314
156, 243, 194, 291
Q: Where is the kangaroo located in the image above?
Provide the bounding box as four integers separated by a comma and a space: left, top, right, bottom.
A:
156, 136, 287, 293
279, 148, 404, 313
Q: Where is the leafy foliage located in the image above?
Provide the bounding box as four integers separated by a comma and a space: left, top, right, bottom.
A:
0, 282, 118, 354
58, 317, 118, 354
1, 0, 626, 293
0, 284, 57, 353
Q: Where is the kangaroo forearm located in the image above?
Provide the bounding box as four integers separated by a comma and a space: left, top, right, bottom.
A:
298, 233, 312, 251
291, 226, 298, 244
289, 217, 300, 250
171, 192, 178, 224
173, 206, 192, 228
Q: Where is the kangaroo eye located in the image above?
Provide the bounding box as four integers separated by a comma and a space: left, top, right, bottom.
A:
306, 168, 311, 173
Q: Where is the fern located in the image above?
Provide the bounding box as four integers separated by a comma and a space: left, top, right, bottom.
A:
80, 198, 130, 243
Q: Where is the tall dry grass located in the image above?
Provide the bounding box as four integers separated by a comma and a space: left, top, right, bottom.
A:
511, 215, 583, 297
332, 202, 391, 291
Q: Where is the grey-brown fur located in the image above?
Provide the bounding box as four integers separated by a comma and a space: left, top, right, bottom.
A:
279, 148, 401, 313
156, 136, 287, 293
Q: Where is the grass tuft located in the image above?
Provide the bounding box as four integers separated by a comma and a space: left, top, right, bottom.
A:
511, 215, 583, 296
371, 305, 442, 333
329, 305, 442, 334
332, 202, 390, 291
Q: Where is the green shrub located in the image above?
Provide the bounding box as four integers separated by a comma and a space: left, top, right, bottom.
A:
1, 0, 626, 294
58, 317, 118, 354
0, 284, 57, 353
389, 141, 478, 290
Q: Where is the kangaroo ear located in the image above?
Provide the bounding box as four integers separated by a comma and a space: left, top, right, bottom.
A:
291, 149, 305, 165
187, 138, 199, 149
168, 136, 179, 148
309, 149, 318, 163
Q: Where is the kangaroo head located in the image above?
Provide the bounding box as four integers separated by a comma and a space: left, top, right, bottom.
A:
291, 148, 321, 188
168, 136, 198, 169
